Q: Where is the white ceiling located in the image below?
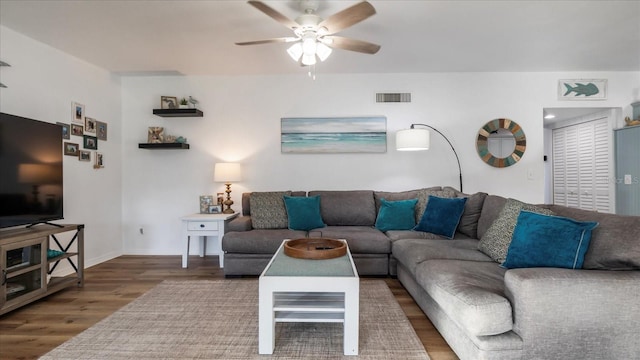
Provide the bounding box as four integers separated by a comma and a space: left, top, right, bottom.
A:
1, 0, 638, 76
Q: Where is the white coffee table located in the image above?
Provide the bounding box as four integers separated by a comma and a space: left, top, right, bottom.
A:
258, 239, 360, 355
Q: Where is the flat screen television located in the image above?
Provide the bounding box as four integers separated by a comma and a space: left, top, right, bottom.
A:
0, 112, 63, 228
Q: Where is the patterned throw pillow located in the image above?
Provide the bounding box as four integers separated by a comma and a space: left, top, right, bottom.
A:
478, 198, 554, 264
249, 191, 291, 229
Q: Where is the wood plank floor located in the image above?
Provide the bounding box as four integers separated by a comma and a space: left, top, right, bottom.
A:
0, 255, 458, 360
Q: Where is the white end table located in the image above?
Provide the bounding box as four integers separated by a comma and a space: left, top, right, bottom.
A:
180, 212, 238, 268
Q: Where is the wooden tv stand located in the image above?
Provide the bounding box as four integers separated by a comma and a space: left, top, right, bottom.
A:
0, 224, 84, 315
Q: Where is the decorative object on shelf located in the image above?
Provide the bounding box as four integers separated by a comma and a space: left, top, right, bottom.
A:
200, 195, 214, 213
208, 205, 222, 214
96, 121, 107, 140
84, 117, 97, 133
624, 116, 640, 127
217, 192, 224, 207
179, 98, 189, 109
558, 79, 607, 100
83, 135, 98, 150
281, 116, 387, 153
72, 102, 85, 124
94, 152, 104, 169
161, 96, 178, 109
63, 142, 79, 156
188, 96, 199, 108
78, 150, 91, 161
176, 136, 187, 143
165, 135, 177, 143
284, 238, 347, 259
57, 122, 70, 140
0, 60, 10, 88
147, 127, 164, 143
476, 118, 526, 168
396, 123, 463, 192
235, 1, 380, 67
71, 123, 83, 136
214, 162, 242, 214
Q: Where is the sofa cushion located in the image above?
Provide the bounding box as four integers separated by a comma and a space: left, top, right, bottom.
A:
249, 191, 292, 229
547, 205, 640, 270
392, 238, 493, 274
503, 211, 599, 269
476, 195, 507, 239
415, 260, 512, 337
375, 198, 418, 231
386, 230, 472, 241
457, 192, 488, 238
414, 196, 467, 239
478, 198, 554, 264
310, 226, 390, 254
242, 191, 306, 216
222, 229, 308, 254
309, 190, 376, 226
374, 187, 444, 223
283, 195, 326, 231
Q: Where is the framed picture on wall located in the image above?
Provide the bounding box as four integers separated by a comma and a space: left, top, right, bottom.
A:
79, 150, 91, 161
71, 123, 83, 136
97, 121, 108, 141
94, 152, 104, 169
64, 142, 79, 156
83, 135, 98, 150
558, 79, 607, 100
84, 117, 97, 133
57, 122, 70, 139
72, 102, 85, 124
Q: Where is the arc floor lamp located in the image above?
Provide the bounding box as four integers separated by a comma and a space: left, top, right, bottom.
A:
396, 124, 463, 193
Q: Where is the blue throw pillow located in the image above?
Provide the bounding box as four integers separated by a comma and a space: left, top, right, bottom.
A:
283, 195, 326, 231
502, 211, 599, 269
414, 195, 467, 239
375, 198, 418, 232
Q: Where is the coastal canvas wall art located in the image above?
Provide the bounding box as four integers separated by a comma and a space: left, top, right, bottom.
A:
281, 117, 387, 153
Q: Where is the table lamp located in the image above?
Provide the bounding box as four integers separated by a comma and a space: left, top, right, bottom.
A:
214, 162, 241, 214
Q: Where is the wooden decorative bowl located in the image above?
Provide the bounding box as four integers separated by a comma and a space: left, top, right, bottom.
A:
284, 238, 347, 260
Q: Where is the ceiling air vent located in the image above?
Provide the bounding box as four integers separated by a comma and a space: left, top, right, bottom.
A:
376, 93, 411, 103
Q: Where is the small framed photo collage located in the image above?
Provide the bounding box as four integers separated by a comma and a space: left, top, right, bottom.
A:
200, 195, 223, 214
61, 101, 107, 169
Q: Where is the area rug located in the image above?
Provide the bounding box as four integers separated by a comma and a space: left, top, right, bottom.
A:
40, 280, 429, 359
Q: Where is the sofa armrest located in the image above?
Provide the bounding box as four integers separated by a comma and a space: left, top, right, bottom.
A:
504, 268, 640, 358
227, 216, 252, 232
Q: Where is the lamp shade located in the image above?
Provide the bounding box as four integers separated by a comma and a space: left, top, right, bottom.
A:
214, 163, 241, 183
396, 128, 430, 151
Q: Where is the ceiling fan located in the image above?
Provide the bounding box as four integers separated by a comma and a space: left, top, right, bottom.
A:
235, 0, 381, 66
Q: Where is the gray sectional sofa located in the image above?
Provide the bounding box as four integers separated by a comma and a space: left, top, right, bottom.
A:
221, 187, 640, 360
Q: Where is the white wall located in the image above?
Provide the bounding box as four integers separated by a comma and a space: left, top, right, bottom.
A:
121, 71, 639, 255
0, 26, 123, 269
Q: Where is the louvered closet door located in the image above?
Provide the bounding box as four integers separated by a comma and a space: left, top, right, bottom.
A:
552, 118, 611, 212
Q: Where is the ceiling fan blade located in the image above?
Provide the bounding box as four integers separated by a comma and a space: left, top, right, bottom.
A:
247, 1, 299, 30
323, 36, 380, 54
235, 37, 299, 46
318, 1, 376, 35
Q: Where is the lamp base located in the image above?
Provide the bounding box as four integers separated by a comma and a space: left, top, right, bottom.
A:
223, 183, 235, 214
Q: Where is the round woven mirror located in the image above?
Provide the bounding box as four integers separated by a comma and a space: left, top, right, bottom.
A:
476, 118, 526, 168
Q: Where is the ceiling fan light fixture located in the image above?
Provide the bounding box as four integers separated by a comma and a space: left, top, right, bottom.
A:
287, 42, 303, 61
302, 35, 317, 55
316, 42, 332, 61
301, 53, 317, 66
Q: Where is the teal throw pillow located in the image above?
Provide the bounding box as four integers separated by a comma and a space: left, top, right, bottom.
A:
502, 211, 599, 269
283, 195, 326, 231
414, 195, 467, 239
375, 198, 418, 232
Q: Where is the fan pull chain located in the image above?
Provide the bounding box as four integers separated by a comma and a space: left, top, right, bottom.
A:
308, 64, 316, 80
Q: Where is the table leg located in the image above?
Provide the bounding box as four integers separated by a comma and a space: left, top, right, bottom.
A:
258, 283, 275, 354
343, 285, 360, 355
182, 235, 190, 268
200, 236, 206, 257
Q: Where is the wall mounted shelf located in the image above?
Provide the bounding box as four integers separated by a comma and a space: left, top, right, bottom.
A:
138, 143, 190, 150
153, 109, 203, 117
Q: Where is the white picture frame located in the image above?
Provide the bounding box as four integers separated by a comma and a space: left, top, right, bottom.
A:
558, 79, 607, 100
